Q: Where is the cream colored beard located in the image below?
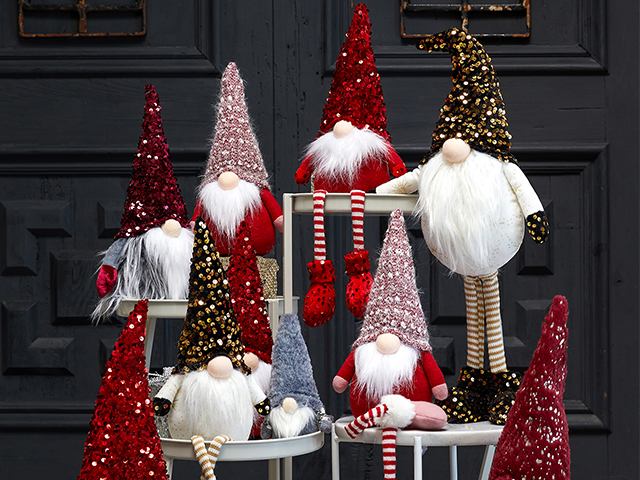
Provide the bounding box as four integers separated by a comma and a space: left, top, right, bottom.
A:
174, 368, 254, 440
269, 404, 316, 438
353, 342, 419, 405
198, 179, 262, 244
416, 150, 514, 275
306, 127, 388, 184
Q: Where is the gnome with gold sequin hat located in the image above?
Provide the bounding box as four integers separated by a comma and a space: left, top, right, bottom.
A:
377, 29, 550, 424
91, 84, 194, 323
153, 217, 270, 441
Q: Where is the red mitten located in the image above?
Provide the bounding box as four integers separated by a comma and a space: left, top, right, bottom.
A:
294, 167, 312, 185
392, 163, 407, 177
303, 259, 336, 327
344, 250, 373, 319
96, 265, 117, 298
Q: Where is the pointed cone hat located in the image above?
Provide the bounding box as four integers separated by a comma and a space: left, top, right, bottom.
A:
318, 4, 389, 140
78, 299, 168, 480
228, 221, 273, 364
353, 209, 431, 352
201, 62, 270, 190
489, 295, 571, 480
116, 84, 190, 239
417, 29, 515, 164
173, 217, 249, 375
268, 313, 325, 412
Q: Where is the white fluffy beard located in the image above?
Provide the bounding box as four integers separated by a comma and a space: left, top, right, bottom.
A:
178, 368, 254, 440
198, 179, 262, 247
306, 127, 389, 185
91, 226, 193, 322
353, 342, 419, 405
269, 404, 316, 439
415, 150, 511, 275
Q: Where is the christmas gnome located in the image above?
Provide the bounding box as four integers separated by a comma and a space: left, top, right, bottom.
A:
228, 220, 274, 438
489, 295, 570, 480
92, 84, 193, 322
192, 62, 283, 259
294, 4, 407, 327
78, 299, 168, 480
153, 217, 270, 441
261, 313, 333, 439
377, 29, 550, 424
333, 210, 448, 480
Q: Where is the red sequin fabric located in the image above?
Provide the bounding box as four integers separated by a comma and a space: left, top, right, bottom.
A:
352, 209, 431, 352
489, 296, 571, 480
303, 259, 337, 328
318, 4, 390, 140
115, 85, 189, 239
228, 221, 274, 364
78, 299, 169, 480
202, 62, 271, 190
344, 249, 373, 319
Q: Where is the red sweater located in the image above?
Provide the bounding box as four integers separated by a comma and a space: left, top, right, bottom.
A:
335, 349, 445, 418
192, 188, 283, 256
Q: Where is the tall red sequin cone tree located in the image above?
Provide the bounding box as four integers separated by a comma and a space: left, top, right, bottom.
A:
489, 296, 571, 480
79, 299, 168, 480
295, 4, 407, 327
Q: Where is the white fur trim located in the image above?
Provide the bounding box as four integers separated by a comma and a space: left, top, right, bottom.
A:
305, 127, 389, 185
268, 404, 316, 438
198, 179, 262, 245
354, 342, 419, 404
377, 395, 415, 429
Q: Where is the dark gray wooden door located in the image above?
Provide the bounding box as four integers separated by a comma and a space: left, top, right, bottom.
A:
0, 1, 637, 479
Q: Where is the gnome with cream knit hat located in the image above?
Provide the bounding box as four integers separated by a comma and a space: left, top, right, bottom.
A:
192, 62, 283, 258
261, 313, 333, 439
377, 29, 550, 424
92, 84, 193, 322
153, 218, 270, 441
295, 5, 407, 328
333, 209, 447, 427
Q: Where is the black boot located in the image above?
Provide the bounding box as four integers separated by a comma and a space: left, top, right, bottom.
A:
435, 366, 490, 423
485, 370, 522, 425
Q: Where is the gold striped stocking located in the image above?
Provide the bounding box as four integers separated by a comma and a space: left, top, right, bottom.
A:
191, 435, 215, 480
464, 276, 483, 369
480, 272, 507, 373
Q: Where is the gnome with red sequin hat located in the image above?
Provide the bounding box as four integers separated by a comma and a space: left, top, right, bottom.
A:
295, 4, 407, 328
228, 220, 274, 437
377, 29, 550, 424
192, 62, 283, 258
92, 85, 194, 322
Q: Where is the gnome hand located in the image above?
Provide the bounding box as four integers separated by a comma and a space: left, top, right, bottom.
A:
526, 210, 550, 244
96, 265, 117, 297
317, 409, 334, 434
294, 166, 312, 185
254, 397, 271, 416
153, 397, 172, 416
391, 163, 407, 178
273, 214, 284, 233
431, 383, 449, 401
260, 416, 273, 439
332, 375, 349, 393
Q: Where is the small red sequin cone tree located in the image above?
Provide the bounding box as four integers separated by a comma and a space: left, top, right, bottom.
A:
489, 295, 571, 480
78, 299, 168, 480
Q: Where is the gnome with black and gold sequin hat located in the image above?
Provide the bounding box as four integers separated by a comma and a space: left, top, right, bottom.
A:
377, 28, 549, 424
153, 217, 270, 441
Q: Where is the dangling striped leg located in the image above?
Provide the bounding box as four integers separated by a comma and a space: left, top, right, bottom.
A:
345, 190, 372, 319
480, 271, 507, 373
191, 436, 215, 480
344, 404, 389, 438
206, 435, 231, 476
313, 190, 327, 261
382, 427, 398, 480
464, 276, 482, 369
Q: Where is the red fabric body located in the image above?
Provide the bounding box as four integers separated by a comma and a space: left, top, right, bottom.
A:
192, 188, 282, 256
336, 349, 445, 418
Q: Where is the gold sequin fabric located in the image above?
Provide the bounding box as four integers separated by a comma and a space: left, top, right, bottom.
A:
526, 210, 550, 244
417, 29, 516, 165
173, 217, 249, 375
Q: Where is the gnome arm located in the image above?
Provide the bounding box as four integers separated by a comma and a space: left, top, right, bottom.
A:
260, 188, 284, 233
375, 166, 422, 195
502, 162, 550, 244
294, 154, 314, 185
96, 238, 126, 297
421, 352, 448, 401
333, 351, 356, 393
153, 373, 184, 416
384, 143, 408, 178
247, 374, 271, 415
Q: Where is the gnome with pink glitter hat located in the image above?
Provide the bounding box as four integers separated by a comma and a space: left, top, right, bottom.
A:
192, 62, 283, 259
